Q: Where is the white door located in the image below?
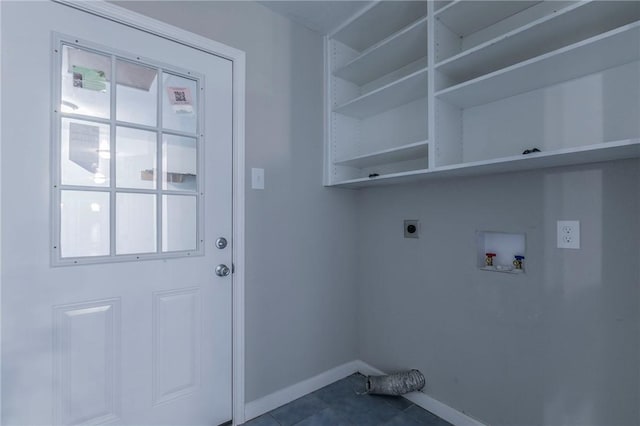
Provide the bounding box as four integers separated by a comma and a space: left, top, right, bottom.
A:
1, 2, 233, 425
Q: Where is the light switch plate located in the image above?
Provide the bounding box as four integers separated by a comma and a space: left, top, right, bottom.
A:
251, 168, 264, 189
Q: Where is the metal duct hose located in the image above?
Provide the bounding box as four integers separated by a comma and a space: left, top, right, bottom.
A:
365, 369, 425, 396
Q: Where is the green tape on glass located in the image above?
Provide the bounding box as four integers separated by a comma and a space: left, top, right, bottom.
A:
72, 65, 106, 91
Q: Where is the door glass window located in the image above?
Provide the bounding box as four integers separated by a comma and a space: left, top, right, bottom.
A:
162, 134, 197, 192
61, 45, 111, 118
116, 59, 158, 126
116, 193, 157, 255
61, 118, 111, 187
162, 195, 198, 252
116, 127, 157, 190
53, 37, 203, 264
60, 190, 110, 258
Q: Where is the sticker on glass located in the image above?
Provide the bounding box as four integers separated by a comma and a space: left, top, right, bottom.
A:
166, 86, 193, 114
72, 65, 107, 92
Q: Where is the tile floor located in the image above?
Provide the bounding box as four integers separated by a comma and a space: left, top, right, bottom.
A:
242, 373, 453, 426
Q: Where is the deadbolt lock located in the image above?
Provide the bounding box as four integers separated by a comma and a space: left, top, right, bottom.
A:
215, 237, 228, 249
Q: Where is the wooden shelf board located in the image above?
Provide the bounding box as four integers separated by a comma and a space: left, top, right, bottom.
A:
436, 2, 640, 85
435, 23, 640, 108
332, 1, 427, 51
335, 140, 428, 169
334, 67, 428, 118
328, 139, 640, 188
435, 0, 541, 37
334, 17, 428, 86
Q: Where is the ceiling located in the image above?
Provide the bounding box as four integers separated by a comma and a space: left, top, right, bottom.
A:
259, 1, 373, 35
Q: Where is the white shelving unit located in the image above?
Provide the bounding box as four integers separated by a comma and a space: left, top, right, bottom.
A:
324, 0, 640, 187
326, 1, 429, 184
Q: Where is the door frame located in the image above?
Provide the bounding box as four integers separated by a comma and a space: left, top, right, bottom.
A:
0, 0, 247, 424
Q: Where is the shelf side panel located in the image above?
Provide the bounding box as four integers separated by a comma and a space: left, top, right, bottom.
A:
331, 76, 361, 108
434, 18, 461, 64
434, 97, 463, 166
330, 39, 360, 71
331, 112, 361, 161
330, 164, 366, 184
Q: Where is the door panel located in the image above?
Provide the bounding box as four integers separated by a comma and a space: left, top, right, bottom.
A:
1, 2, 233, 425
152, 288, 201, 406
53, 299, 121, 426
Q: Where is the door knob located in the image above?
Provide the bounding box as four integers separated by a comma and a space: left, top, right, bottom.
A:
215, 264, 230, 277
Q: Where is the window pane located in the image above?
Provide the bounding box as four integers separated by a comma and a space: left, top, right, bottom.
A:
162, 73, 197, 134
61, 118, 110, 187
162, 134, 197, 191
60, 191, 110, 258
61, 45, 110, 119
116, 60, 157, 126
116, 127, 157, 189
116, 193, 156, 255
163, 195, 197, 252
56, 41, 205, 264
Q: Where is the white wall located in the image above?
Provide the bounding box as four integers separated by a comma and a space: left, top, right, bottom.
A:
113, 1, 359, 402
356, 159, 640, 426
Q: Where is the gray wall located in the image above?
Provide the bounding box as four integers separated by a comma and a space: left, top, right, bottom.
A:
113, 1, 359, 402
356, 159, 640, 426
113, 4, 640, 425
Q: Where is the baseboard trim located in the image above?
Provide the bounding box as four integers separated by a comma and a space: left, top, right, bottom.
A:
243, 359, 486, 426
353, 360, 486, 426
244, 360, 362, 421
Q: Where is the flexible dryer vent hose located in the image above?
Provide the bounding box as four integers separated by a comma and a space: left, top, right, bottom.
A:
365, 369, 425, 396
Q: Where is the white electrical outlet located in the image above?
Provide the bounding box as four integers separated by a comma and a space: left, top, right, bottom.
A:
557, 220, 580, 249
